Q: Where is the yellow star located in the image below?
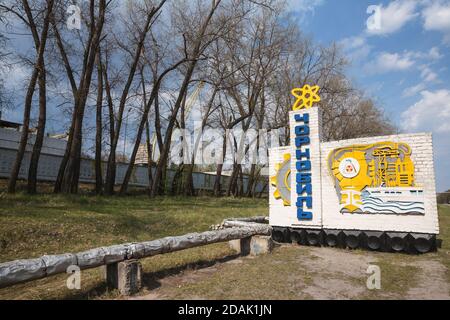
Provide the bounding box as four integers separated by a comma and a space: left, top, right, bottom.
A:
291, 84, 321, 110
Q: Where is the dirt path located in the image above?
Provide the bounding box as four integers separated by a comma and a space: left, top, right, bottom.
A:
406, 260, 450, 299
132, 245, 450, 300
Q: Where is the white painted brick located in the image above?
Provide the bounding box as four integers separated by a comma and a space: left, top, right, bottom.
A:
269, 108, 439, 235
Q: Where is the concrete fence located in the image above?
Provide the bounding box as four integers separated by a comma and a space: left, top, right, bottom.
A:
0, 128, 268, 194
437, 193, 450, 205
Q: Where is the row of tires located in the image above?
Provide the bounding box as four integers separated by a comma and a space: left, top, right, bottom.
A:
271, 227, 438, 254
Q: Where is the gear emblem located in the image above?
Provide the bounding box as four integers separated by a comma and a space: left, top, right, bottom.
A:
271, 153, 291, 206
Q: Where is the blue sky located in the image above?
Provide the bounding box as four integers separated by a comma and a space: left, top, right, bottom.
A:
289, 0, 450, 191
1, 0, 449, 191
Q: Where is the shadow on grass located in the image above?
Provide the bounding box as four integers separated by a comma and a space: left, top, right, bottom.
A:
57, 253, 242, 300
141, 253, 242, 292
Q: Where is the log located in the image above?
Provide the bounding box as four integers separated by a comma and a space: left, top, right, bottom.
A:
221, 221, 272, 234
0, 226, 271, 289
211, 216, 269, 230
224, 216, 268, 223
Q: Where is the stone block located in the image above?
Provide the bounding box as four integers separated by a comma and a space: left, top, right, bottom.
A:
106, 260, 142, 296
250, 236, 273, 256
229, 237, 251, 256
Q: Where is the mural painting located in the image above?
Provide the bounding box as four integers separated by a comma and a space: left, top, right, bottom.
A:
269, 84, 438, 252
327, 142, 425, 215
271, 153, 291, 206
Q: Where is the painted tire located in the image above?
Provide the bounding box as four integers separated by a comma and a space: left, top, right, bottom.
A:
367, 236, 382, 251
345, 235, 360, 249
325, 233, 339, 247
306, 232, 320, 246
272, 230, 285, 243
413, 237, 432, 254
290, 231, 302, 243
390, 237, 407, 252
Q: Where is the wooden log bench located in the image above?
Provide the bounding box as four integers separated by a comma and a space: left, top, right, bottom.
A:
0, 223, 272, 296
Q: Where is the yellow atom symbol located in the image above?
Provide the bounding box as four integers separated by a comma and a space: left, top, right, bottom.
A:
291, 84, 321, 110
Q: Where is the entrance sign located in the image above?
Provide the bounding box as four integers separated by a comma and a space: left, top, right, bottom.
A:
294, 113, 313, 221
269, 85, 439, 252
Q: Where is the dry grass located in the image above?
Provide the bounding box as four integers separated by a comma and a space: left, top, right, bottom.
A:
135, 206, 450, 300
0, 193, 267, 299
0, 191, 448, 300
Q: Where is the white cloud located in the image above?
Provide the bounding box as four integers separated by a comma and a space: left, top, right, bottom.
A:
407, 46, 444, 60
339, 36, 372, 62
366, 51, 415, 73
401, 89, 450, 133
428, 46, 443, 60
422, 1, 450, 43
0, 57, 29, 90
367, 0, 419, 36
287, 0, 325, 13
402, 83, 427, 97
286, 0, 325, 22
419, 65, 439, 82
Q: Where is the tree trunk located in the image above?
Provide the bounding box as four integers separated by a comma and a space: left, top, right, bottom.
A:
150, 67, 194, 197
153, 86, 163, 155
104, 7, 163, 195
246, 164, 256, 197
54, 112, 75, 193
183, 164, 195, 196
213, 131, 227, 197
51, 19, 78, 194
102, 62, 116, 193
27, 63, 47, 194
61, 0, 107, 194
226, 163, 238, 197
8, 0, 53, 193
119, 60, 184, 195
150, 0, 221, 197
145, 120, 153, 195
183, 89, 217, 196
237, 166, 244, 197
95, 52, 103, 195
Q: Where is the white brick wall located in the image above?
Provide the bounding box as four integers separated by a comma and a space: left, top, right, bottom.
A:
320, 133, 439, 234
289, 108, 322, 228
269, 106, 440, 235
269, 147, 294, 227
270, 109, 323, 229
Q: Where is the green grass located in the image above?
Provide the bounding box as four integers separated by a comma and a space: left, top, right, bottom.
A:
145, 206, 450, 300
154, 246, 317, 300
0, 193, 448, 300
357, 256, 421, 299
437, 205, 450, 284
0, 193, 268, 299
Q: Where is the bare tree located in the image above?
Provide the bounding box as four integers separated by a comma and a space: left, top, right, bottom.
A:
150, 0, 247, 197
103, 0, 167, 195
94, 50, 103, 194
2, 0, 55, 194
1, 0, 396, 197
119, 49, 187, 195
52, 0, 108, 194
222, 6, 285, 196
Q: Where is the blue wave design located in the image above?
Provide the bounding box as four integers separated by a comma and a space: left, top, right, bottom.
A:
360, 191, 425, 215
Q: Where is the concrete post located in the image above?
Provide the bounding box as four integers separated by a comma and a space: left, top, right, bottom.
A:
229, 237, 251, 255
106, 259, 142, 296
250, 236, 274, 256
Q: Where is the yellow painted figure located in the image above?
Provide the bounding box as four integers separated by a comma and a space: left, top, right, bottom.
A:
291, 85, 321, 110
328, 142, 416, 213
271, 153, 291, 206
